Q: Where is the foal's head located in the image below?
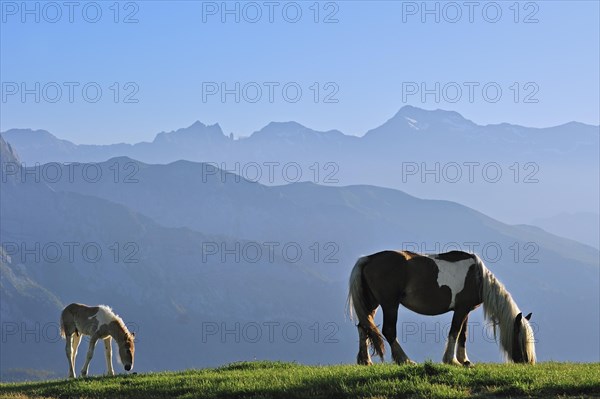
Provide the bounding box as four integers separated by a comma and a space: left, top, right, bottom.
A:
511, 312, 536, 364
118, 332, 135, 371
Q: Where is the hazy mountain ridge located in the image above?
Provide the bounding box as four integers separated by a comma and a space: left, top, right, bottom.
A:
30, 157, 599, 265
531, 212, 600, 249
5, 150, 598, 366
4, 106, 598, 164
3, 106, 598, 224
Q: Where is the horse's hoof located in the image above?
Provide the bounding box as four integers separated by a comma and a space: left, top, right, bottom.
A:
357, 357, 373, 366
394, 358, 416, 365
462, 361, 473, 367
443, 358, 462, 366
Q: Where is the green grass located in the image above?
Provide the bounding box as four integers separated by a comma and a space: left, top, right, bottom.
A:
1, 361, 599, 399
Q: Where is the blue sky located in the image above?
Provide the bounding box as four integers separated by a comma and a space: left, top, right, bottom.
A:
1, 1, 599, 144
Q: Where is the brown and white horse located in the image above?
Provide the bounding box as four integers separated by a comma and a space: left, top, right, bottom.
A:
348, 250, 536, 366
60, 303, 135, 378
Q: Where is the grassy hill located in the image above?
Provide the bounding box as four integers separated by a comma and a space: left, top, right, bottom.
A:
1, 361, 599, 399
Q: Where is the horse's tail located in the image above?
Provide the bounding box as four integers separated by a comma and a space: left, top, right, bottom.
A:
347, 256, 385, 360
59, 310, 66, 339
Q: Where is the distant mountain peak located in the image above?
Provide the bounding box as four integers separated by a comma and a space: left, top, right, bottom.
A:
556, 121, 599, 130
184, 120, 223, 133
253, 121, 345, 140
395, 104, 420, 114
2, 128, 58, 140
153, 121, 226, 143
105, 155, 141, 165
364, 106, 477, 138
190, 120, 207, 128
263, 121, 308, 131
395, 106, 471, 123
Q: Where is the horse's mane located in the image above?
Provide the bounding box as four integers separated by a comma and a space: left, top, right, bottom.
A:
476, 256, 536, 363
99, 305, 133, 339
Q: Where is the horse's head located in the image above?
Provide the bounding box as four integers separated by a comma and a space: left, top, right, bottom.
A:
511, 312, 536, 364
118, 332, 135, 371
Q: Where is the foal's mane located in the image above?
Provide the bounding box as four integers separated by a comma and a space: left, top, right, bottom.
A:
99, 305, 133, 340
476, 257, 536, 363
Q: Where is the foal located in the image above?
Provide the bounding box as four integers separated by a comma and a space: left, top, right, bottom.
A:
60, 303, 135, 378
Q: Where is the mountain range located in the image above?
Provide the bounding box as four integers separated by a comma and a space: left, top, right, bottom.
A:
3, 106, 598, 229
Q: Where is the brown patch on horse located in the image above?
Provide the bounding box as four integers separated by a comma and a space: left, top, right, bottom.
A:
402, 252, 454, 315
454, 263, 482, 311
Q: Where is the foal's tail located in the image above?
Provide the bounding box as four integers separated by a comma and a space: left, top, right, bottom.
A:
59, 306, 77, 339
347, 256, 385, 360
59, 311, 66, 339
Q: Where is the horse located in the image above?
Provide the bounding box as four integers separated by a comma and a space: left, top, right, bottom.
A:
60, 303, 135, 378
347, 250, 536, 366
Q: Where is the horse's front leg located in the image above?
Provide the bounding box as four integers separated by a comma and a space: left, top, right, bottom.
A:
103, 337, 115, 376
443, 310, 468, 365
456, 314, 472, 366
382, 305, 414, 365
81, 336, 98, 377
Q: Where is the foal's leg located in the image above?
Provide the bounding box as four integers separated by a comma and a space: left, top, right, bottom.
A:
443, 310, 468, 365
103, 337, 115, 376
71, 334, 81, 373
456, 314, 472, 366
382, 305, 414, 365
81, 336, 99, 377
65, 334, 76, 378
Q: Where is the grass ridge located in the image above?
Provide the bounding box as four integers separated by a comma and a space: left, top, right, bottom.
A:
1, 361, 599, 399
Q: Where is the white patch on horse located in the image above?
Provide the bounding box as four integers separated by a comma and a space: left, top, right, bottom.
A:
430, 258, 473, 309
91, 305, 116, 328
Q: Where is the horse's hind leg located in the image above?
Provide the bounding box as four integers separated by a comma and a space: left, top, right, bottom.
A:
71, 334, 81, 371
456, 314, 472, 366
357, 324, 372, 365
382, 304, 414, 365
356, 308, 377, 365
65, 334, 76, 378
